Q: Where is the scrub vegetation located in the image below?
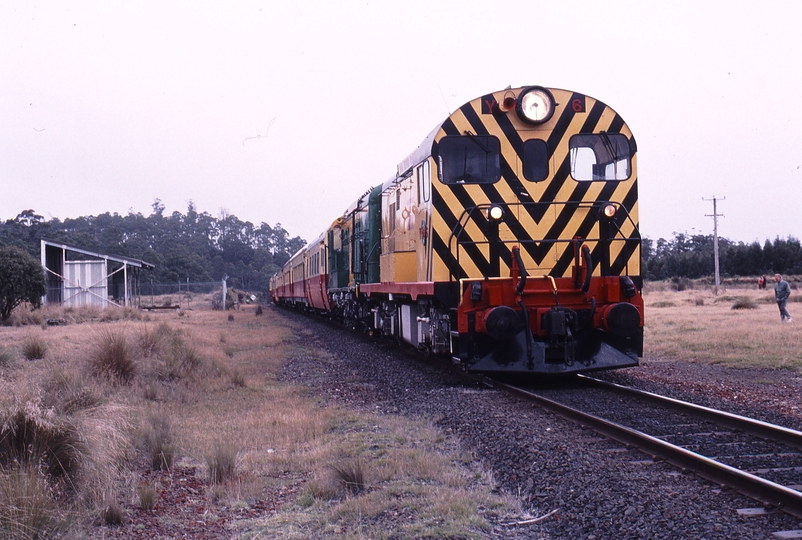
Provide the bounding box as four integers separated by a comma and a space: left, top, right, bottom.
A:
0, 295, 519, 538
644, 277, 802, 369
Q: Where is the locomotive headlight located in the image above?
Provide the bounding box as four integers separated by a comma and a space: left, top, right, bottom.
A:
488, 205, 504, 221
517, 86, 556, 124
602, 203, 617, 218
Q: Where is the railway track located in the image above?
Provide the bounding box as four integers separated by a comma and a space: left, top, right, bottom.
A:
490, 374, 802, 519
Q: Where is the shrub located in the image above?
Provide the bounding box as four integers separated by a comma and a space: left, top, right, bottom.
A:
22, 337, 48, 360
731, 297, 758, 310
206, 443, 238, 484
89, 329, 138, 385
0, 245, 47, 322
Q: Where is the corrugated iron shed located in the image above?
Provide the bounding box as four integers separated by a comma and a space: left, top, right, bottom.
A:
40, 238, 154, 307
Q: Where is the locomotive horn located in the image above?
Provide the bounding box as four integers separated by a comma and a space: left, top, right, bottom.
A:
497, 95, 516, 113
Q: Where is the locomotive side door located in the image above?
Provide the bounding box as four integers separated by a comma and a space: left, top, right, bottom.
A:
414, 160, 432, 281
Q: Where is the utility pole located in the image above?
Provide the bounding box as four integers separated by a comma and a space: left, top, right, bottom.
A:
703, 196, 725, 295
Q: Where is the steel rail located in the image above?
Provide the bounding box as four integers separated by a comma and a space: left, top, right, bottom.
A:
494, 379, 802, 519
578, 375, 802, 451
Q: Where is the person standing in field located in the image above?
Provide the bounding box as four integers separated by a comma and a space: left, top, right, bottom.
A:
774, 274, 793, 323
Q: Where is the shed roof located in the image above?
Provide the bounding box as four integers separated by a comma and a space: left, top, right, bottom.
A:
40, 238, 155, 270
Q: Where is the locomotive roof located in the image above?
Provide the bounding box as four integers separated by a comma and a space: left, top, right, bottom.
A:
396, 121, 443, 177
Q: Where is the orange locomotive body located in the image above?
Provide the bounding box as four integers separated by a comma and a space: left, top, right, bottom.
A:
271, 85, 643, 376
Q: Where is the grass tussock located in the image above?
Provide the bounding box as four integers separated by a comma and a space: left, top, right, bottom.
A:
158, 332, 202, 381
650, 301, 676, 308
137, 322, 173, 358
42, 368, 104, 415
22, 337, 48, 360
206, 442, 238, 484
330, 459, 366, 496
0, 465, 74, 539
0, 346, 14, 366
0, 405, 85, 480
731, 296, 758, 310
100, 498, 124, 525
138, 483, 157, 510
89, 328, 138, 385
139, 414, 175, 471
230, 370, 246, 388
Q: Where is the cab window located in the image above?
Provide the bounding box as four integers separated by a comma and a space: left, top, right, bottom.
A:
437, 135, 501, 184
522, 139, 549, 181
569, 133, 631, 181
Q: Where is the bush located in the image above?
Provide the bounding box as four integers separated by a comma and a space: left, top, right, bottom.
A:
0, 245, 47, 322
230, 370, 246, 388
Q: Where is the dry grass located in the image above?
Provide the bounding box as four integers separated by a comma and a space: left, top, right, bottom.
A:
0, 465, 74, 539
644, 280, 802, 369
0, 301, 521, 538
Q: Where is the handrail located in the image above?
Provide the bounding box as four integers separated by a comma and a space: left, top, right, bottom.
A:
446, 200, 641, 283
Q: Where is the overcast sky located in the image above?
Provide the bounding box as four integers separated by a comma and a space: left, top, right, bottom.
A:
1, 1, 800, 246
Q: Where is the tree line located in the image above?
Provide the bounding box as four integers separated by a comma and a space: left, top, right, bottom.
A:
1, 202, 798, 289
642, 233, 802, 281
0, 201, 306, 293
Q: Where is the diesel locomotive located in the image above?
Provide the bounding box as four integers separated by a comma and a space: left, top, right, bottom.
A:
269, 85, 644, 375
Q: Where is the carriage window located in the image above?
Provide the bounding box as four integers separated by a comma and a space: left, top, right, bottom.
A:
569, 133, 631, 181
437, 135, 501, 184
522, 139, 549, 181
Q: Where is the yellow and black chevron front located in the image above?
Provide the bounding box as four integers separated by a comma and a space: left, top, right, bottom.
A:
429, 87, 640, 282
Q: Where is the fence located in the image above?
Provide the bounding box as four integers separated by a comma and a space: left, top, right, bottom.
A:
140, 281, 224, 309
